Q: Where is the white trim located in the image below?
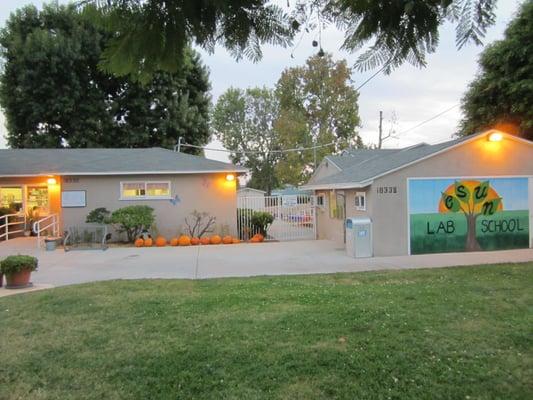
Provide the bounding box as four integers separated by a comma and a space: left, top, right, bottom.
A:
354, 191, 366, 211
302, 181, 372, 190
0, 169, 247, 178
303, 131, 533, 190
119, 180, 172, 201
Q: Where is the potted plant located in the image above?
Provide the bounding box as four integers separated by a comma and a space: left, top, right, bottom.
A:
0, 255, 38, 289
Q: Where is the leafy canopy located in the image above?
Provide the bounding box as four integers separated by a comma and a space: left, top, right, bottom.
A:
275, 53, 361, 186
0, 3, 211, 151
213, 87, 281, 194
81, 0, 497, 80
110, 205, 155, 243
458, 1, 533, 140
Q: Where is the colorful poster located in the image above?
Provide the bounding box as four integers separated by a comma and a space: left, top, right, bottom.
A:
409, 177, 529, 254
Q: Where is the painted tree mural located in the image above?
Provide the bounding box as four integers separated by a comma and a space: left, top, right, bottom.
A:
439, 180, 503, 251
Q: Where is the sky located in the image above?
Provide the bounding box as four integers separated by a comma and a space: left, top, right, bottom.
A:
0, 0, 524, 163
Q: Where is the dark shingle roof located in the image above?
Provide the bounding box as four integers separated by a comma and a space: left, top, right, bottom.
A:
305, 136, 473, 188
0, 148, 246, 176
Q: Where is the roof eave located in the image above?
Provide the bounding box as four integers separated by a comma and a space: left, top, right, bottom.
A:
0, 168, 248, 178
301, 180, 373, 190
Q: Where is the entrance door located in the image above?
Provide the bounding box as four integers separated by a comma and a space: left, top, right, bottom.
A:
26, 186, 50, 215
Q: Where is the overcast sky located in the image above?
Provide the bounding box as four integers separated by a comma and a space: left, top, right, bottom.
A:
0, 0, 523, 162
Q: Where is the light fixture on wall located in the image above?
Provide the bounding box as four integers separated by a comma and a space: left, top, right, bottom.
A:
225, 173, 235, 182
47, 177, 57, 185
488, 131, 503, 142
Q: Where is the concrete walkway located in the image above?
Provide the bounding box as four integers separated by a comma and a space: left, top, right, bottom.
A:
0, 238, 531, 292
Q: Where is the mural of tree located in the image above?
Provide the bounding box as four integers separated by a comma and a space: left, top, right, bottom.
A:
439, 180, 503, 251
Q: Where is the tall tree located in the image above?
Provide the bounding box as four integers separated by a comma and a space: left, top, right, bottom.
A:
82, 0, 497, 81
275, 53, 361, 186
458, 1, 533, 140
0, 4, 211, 151
212, 87, 280, 194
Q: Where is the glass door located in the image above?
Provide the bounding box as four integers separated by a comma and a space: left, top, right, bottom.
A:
26, 186, 49, 216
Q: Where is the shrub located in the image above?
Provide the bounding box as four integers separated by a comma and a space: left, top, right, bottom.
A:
110, 206, 155, 243
0, 255, 38, 274
250, 211, 274, 237
86, 207, 111, 224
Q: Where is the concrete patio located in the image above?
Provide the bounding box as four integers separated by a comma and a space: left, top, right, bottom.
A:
0, 237, 531, 293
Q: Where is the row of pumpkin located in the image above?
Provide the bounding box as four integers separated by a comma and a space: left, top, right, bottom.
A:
134, 233, 265, 247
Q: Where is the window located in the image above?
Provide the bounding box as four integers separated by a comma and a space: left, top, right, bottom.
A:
0, 187, 23, 211
316, 194, 325, 208
355, 192, 366, 211
120, 181, 171, 200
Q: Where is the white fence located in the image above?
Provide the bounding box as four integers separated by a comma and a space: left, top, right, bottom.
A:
237, 195, 316, 241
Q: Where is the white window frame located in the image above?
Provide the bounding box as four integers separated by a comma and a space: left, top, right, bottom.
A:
354, 191, 366, 211
119, 181, 171, 200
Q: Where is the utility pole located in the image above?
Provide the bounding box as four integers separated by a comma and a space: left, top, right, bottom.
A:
378, 110, 383, 149
173, 136, 183, 152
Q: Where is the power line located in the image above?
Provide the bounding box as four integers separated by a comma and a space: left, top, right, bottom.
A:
397, 104, 459, 136
178, 141, 336, 154
355, 63, 388, 91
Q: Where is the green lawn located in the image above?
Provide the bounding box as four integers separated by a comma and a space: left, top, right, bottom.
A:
1, 263, 532, 399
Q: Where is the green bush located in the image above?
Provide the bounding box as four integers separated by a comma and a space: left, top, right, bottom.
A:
110, 206, 155, 242
86, 207, 111, 224
0, 255, 38, 274
250, 211, 274, 237
0, 207, 15, 217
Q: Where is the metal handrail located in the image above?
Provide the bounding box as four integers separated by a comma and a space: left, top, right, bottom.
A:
33, 213, 60, 249
0, 213, 26, 241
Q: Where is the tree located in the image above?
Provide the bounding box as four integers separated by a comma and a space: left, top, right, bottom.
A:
0, 4, 211, 151
212, 87, 280, 194
275, 53, 361, 186
458, 1, 533, 140
440, 180, 502, 251
82, 0, 497, 80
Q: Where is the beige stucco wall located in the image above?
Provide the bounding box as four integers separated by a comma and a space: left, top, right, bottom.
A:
371, 135, 533, 256
60, 173, 237, 240
308, 159, 341, 184
315, 187, 372, 247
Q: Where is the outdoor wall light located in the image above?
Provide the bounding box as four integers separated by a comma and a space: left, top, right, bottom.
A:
225, 173, 235, 182
488, 132, 503, 142
47, 177, 57, 185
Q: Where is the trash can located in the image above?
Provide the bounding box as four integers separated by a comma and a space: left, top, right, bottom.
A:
345, 217, 372, 258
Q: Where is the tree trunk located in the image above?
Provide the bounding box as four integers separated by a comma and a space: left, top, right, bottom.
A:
465, 213, 481, 251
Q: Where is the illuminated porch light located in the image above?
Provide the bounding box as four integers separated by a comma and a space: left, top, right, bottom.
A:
47, 177, 57, 185
225, 173, 235, 182
488, 132, 503, 142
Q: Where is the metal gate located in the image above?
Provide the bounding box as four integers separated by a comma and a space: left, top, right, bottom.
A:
237, 195, 316, 241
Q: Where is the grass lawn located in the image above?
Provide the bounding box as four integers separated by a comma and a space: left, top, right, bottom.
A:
1, 263, 532, 399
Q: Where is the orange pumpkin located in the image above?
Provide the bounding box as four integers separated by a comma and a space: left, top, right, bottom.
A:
134, 238, 144, 247
144, 237, 153, 247
232, 238, 241, 244
210, 235, 222, 245
222, 235, 233, 244
155, 236, 167, 247
250, 236, 261, 243
169, 237, 179, 246
178, 235, 191, 246
199, 237, 210, 245
252, 233, 264, 242
190, 237, 200, 246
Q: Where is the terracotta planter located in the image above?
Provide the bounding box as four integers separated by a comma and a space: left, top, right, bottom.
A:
5, 269, 32, 289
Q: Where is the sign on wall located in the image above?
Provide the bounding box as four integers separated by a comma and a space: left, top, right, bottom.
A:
61, 190, 86, 208
409, 177, 529, 254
